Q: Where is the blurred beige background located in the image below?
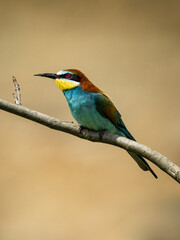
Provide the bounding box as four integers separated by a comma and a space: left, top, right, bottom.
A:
0, 0, 180, 239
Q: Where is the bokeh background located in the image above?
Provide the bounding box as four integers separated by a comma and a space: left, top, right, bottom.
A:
0, 0, 180, 239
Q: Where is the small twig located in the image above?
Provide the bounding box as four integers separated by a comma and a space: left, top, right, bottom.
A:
12, 76, 22, 105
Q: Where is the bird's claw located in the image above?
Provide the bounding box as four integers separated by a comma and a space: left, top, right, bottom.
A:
99, 130, 106, 141
79, 125, 86, 135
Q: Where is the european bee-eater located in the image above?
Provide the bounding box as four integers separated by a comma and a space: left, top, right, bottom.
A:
35, 69, 157, 178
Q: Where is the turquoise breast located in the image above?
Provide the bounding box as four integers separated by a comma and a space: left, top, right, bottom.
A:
63, 86, 119, 133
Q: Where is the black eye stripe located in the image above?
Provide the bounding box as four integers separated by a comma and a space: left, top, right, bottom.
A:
72, 74, 81, 82
60, 73, 81, 82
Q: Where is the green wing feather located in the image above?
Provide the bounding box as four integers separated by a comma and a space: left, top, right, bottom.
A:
94, 93, 134, 139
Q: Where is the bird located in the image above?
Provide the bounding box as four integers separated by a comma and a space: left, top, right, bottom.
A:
34, 69, 157, 178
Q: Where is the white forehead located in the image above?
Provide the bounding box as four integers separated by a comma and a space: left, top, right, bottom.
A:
56, 70, 73, 75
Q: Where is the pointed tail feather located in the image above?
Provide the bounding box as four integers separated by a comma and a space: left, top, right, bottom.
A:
128, 152, 157, 178
115, 117, 157, 178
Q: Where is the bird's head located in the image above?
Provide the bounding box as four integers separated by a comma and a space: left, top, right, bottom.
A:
34, 69, 84, 91
35, 69, 102, 93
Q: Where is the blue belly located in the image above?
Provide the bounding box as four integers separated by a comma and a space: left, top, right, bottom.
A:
63, 87, 119, 134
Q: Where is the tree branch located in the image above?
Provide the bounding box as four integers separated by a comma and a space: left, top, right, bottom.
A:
0, 98, 179, 183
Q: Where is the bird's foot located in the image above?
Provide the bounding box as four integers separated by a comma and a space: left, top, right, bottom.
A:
79, 125, 87, 135
99, 130, 106, 141
79, 126, 106, 141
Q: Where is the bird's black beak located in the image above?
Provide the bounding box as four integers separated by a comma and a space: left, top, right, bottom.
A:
34, 73, 58, 79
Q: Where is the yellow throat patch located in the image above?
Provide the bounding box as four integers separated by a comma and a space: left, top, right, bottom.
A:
55, 79, 80, 91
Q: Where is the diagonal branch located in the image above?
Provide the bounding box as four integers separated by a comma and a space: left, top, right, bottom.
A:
0, 98, 179, 183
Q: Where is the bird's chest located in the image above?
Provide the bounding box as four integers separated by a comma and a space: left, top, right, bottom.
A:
63, 88, 106, 130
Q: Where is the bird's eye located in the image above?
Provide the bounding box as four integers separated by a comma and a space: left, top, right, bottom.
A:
66, 73, 71, 78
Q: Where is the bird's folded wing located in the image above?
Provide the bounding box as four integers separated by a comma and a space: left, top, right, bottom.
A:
94, 93, 135, 140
